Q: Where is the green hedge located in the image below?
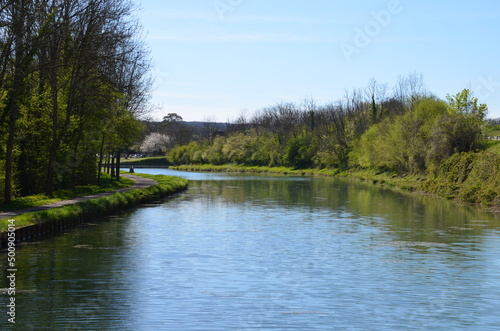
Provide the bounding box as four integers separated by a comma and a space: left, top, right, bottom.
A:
120, 156, 170, 167
0, 174, 188, 232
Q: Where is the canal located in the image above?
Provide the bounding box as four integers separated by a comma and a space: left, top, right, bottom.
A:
2, 169, 500, 330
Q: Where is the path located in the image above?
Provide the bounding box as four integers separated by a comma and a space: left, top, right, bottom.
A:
0, 174, 157, 220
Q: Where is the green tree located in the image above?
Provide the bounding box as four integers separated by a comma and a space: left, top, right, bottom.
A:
222, 132, 256, 164
284, 131, 318, 169
0, 0, 151, 202
426, 90, 487, 171
446, 89, 487, 120
352, 97, 448, 174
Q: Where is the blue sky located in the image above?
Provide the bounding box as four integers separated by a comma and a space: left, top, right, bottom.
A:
136, 0, 500, 121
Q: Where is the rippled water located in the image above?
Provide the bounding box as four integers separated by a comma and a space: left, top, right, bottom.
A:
3, 169, 500, 330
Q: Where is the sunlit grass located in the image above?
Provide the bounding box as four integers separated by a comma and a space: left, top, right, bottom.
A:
486, 141, 500, 155
120, 156, 169, 166
0, 173, 134, 213
171, 164, 302, 175
0, 174, 188, 232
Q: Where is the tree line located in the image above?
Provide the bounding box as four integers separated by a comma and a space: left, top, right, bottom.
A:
0, 0, 150, 203
167, 74, 499, 205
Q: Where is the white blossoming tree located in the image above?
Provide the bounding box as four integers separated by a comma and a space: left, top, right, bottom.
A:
140, 133, 171, 155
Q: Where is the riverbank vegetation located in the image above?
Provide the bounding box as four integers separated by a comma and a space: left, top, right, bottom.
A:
0, 0, 151, 204
0, 174, 188, 232
167, 74, 500, 207
121, 156, 170, 168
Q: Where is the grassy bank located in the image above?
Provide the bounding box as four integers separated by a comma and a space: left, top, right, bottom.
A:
171, 164, 421, 188
171, 159, 499, 210
0, 174, 188, 232
173, 164, 302, 175
121, 156, 170, 167
0, 173, 134, 213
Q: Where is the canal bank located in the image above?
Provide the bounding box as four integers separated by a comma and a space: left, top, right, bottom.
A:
170, 164, 500, 212
0, 173, 188, 248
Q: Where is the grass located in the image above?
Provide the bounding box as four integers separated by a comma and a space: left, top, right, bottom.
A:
0, 173, 134, 213
120, 156, 169, 167
171, 164, 422, 191
0, 173, 188, 232
171, 164, 320, 176
485, 124, 500, 137
344, 169, 424, 192
485, 140, 500, 155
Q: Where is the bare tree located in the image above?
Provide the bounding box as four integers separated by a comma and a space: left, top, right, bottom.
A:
227, 110, 250, 133
365, 78, 388, 122
201, 115, 223, 142
393, 72, 427, 111
300, 97, 318, 130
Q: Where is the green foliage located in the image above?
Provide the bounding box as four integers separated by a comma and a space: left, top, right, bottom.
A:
283, 132, 318, 169
158, 87, 497, 207
434, 152, 477, 184
122, 156, 170, 167
426, 113, 483, 172
0, 0, 150, 202
166, 145, 190, 165
486, 141, 500, 155
249, 132, 281, 166
422, 151, 500, 205
485, 124, 500, 137
458, 152, 500, 205
222, 132, 256, 164
352, 118, 400, 172
166, 141, 202, 165
446, 89, 487, 120
315, 121, 351, 170
352, 93, 485, 175
203, 136, 227, 165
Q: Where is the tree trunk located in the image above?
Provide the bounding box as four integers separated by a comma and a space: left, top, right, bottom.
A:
115, 151, 121, 181
110, 154, 115, 178
4, 91, 19, 204
4, 3, 26, 203
106, 154, 111, 174
45, 82, 60, 197
97, 133, 105, 186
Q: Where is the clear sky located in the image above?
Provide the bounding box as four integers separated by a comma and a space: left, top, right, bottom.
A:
136, 0, 500, 122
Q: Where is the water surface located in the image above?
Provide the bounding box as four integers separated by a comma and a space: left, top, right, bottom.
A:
3, 169, 500, 330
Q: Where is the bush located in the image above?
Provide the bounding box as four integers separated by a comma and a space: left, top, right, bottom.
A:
167, 141, 203, 165
283, 133, 318, 169
459, 152, 500, 205
422, 151, 500, 206
202, 136, 227, 165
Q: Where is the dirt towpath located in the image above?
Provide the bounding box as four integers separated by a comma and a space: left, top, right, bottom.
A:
0, 174, 157, 220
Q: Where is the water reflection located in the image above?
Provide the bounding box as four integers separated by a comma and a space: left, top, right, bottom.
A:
2, 169, 500, 330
